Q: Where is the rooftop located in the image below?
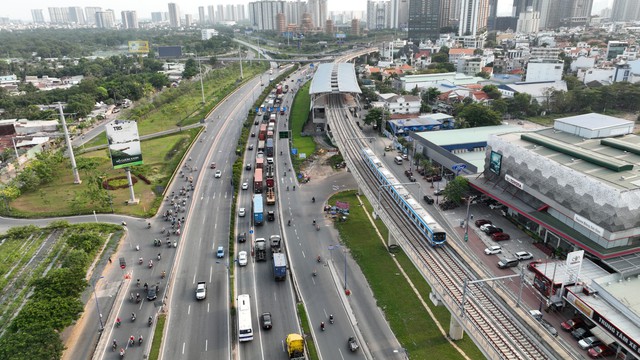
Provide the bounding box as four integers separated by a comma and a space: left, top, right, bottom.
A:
309, 63, 361, 95
556, 113, 634, 131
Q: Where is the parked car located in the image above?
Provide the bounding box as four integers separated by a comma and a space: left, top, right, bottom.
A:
491, 232, 511, 241
238, 251, 248, 266
475, 219, 492, 227
497, 258, 519, 269
578, 336, 602, 350
485, 226, 504, 235
439, 200, 457, 210
260, 312, 273, 329
515, 251, 533, 261
404, 170, 413, 177
588, 345, 614, 358
423, 195, 434, 205
560, 317, 583, 331
425, 175, 442, 182
216, 246, 225, 258
480, 223, 494, 232
571, 327, 591, 340
433, 189, 444, 196
484, 246, 502, 255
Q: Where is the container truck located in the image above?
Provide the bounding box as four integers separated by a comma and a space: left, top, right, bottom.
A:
273, 253, 287, 281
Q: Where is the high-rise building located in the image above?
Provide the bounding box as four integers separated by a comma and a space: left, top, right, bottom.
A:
306, 0, 328, 29
325, 19, 334, 34
536, 0, 593, 29
458, 0, 489, 36
516, 6, 539, 33
31, 9, 45, 23
151, 12, 165, 22
248, 1, 286, 30
390, 0, 409, 29
277, 12, 287, 33
611, 0, 640, 21
208, 5, 215, 23
351, 18, 361, 35
185, 14, 193, 27
85, 7, 101, 25
216, 5, 224, 22
408, 0, 441, 43
237, 5, 247, 21
168, 3, 181, 27
68, 7, 85, 24
367, 0, 391, 30
121, 11, 139, 29
199, 6, 206, 24
95, 11, 115, 29
225, 5, 236, 21
48, 7, 69, 24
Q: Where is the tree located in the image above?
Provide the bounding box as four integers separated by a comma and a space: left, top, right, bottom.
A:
473, 48, 484, 56
482, 85, 502, 99
208, 56, 218, 66
457, 103, 501, 127
363, 108, 383, 127
475, 71, 491, 79
410, 86, 420, 96
182, 58, 198, 79
444, 176, 470, 206
491, 98, 508, 115
65, 94, 95, 118
431, 52, 449, 63
423, 87, 440, 104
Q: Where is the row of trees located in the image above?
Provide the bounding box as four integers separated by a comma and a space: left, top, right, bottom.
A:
0, 55, 172, 119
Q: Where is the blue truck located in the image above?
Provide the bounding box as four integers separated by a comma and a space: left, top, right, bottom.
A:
253, 194, 264, 225
273, 253, 287, 281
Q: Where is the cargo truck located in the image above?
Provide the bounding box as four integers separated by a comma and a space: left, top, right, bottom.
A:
253, 194, 264, 225
286, 334, 305, 360
265, 138, 274, 157
266, 187, 275, 205
255, 238, 267, 261
273, 253, 287, 281
253, 168, 263, 193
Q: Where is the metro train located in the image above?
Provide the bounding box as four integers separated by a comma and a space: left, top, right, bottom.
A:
361, 148, 447, 247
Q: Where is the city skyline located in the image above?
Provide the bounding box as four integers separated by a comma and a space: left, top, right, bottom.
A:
2, 0, 613, 22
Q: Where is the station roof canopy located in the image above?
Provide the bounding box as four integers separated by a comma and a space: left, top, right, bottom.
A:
309, 63, 361, 95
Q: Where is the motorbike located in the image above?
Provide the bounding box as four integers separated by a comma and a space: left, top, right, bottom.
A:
148, 260, 153, 268
148, 316, 153, 327
135, 245, 140, 251
131, 313, 136, 322
138, 257, 143, 265
287, 220, 291, 227
320, 322, 325, 331
128, 337, 135, 347
329, 315, 334, 324
312, 197, 315, 203
317, 256, 321, 263
161, 271, 166, 279
119, 348, 125, 359
312, 270, 317, 277
138, 336, 143, 345
147, 223, 151, 229
135, 294, 141, 304
157, 253, 161, 261
316, 224, 320, 231
115, 319, 121, 327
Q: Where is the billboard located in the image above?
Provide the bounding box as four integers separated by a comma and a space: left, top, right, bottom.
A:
489, 151, 502, 175
106, 120, 143, 169
158, 46, 183, 58
128, 41, 149, 54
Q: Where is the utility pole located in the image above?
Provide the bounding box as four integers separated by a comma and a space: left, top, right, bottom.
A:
59, 103, 81, 184
238, 46, 244, 80
196, 51, 205, 105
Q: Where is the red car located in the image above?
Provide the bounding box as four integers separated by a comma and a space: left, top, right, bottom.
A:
491, 232, 511, 241
475, 219, 492, 227
560, 317, 583, 331
588, 345, 614, 358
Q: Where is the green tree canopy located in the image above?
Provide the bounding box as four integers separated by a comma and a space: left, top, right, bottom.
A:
457, 103, 501, 127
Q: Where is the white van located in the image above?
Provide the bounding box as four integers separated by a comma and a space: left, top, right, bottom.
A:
394, 156, 403, 165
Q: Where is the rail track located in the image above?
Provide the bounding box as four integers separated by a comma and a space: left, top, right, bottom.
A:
325, 93, 558, 360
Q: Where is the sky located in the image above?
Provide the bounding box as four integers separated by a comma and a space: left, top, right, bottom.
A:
3, 0, 613, 22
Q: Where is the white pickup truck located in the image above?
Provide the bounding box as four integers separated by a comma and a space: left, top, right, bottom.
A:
196, 282, 207, 300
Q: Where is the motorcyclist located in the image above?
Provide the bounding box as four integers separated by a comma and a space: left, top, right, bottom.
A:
136, 279, 140, 287
148, 316, 153, 325
286, 186, 289, 191
129, 335, 135, 345
131, 312, 136, 321
287, 219, 291, 226
329, 314, 334, 323
317, 255, 321, 262
320, 322, 325, 330
313, 219, 316, 225
138, 336, 143, 344
148, 259, 153, 268
139, 257, 143, 264
116, 317, 121, 327
157, 253, 161, 261
312, 197, 315, 203
293, 185, 296, 191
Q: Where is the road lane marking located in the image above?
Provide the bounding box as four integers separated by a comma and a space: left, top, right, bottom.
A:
207, 302, 210, 313
192, 273, 196, 284
209, 266, 213, 282
182, 342, 185, 354
205, 339, 208, 352
188, 305, 191, 315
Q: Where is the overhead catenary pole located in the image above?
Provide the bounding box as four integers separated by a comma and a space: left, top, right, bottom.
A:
238, 46, 244, 80
59, 103, 81, 184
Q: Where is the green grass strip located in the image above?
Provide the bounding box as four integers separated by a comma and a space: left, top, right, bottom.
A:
147, 313, 166, 360
329, 190, 483, 360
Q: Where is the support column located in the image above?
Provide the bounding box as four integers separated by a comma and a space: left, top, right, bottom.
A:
449, 317, 465, 340
125, 168, 139, 205
387, 231, 398, 247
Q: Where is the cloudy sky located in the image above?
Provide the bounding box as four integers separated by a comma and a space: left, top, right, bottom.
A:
3, 0, 613, 21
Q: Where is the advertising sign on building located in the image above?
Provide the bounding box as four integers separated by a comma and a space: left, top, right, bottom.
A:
105, 120, 143, 169
128, 41, 149, 53
565, 250, 584, 283
574, 214, 605, 236
489, 151, 502, 175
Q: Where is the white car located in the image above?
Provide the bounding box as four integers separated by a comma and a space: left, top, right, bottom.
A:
238, 208, 246, 217
484, 245, 502, 255
515, 251, 533, 261
242, 182, 249, 190
214, 170, 222, 178
238, 251, 248, 266
480, 223, 494, 232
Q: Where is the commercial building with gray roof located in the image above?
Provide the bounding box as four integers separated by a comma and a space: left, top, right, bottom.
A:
470, 113, 640, 260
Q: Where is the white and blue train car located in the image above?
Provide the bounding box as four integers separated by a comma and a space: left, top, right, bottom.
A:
361, 148, 446, 247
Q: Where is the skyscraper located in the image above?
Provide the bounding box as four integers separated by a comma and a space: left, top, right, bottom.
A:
151, 12, 165, 22
248, 1, 286, 30
31, 9, 45, 23
68, 7, 85, 24
536, 0, 593, 29
95, 11, 115, 28
611, 0, 640, 21
168, 3, 181, 27
85, 7, 101, 25
216, 5, 224, 22
390, 0, 409, 29
367, 0, 391, 30
208, 5, 215, 23
48, 7, 69, 24
199, 6, 206, 24
458, 0, 489, 36
408, 0, 441, 43
121, 11, 139, 29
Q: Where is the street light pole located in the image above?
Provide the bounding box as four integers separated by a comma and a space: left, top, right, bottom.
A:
92, 276, 105, 332
196, 51, 205, 105
464, 195, 476, 242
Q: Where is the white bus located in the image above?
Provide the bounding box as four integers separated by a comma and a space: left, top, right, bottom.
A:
237, 294, 253, 342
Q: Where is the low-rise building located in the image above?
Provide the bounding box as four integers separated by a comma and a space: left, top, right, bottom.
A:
378, 94, 421, 115
525, 58, 564, 82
